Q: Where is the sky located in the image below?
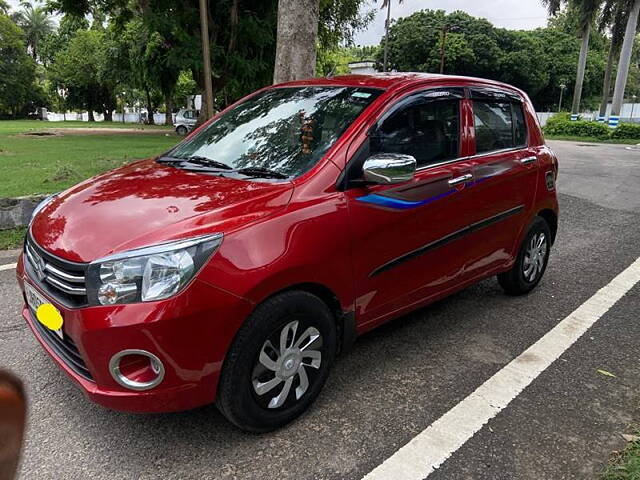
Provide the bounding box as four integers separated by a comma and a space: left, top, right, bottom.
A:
6, 0, 550, 43
354, 0, 550, 45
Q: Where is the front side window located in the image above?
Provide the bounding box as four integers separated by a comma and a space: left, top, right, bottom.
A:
372, 98, 460, 168
473, 101, 527, 154
168, 86, 382, 178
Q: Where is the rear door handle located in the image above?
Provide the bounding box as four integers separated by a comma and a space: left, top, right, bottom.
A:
448, 173, 473, 186
520, 156, 537, 165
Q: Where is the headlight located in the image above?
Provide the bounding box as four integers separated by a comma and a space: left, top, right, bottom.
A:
30, 193, 59, 223
86, 233, 223, 305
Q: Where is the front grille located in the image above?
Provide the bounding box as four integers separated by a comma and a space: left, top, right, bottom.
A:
24, 235, 88, 308
28, 306, 94, 381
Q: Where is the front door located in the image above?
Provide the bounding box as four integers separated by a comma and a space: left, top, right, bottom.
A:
343, 87, 474, 329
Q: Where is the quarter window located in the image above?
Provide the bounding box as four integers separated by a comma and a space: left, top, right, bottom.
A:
373, 98, 460, 168
473, 101, 527, 154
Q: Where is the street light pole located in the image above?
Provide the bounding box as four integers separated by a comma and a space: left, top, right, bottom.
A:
199, 0, 214, 120
631, 94, 637, 122
382, 0, 392, 72
558, 84, 566, 112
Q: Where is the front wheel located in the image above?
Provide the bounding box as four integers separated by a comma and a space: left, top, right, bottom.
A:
498, 216, 552, 295
216, 291, 337, 432
176, 125, 188, 136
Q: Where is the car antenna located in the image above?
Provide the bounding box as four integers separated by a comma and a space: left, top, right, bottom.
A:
326, 65, 336, 78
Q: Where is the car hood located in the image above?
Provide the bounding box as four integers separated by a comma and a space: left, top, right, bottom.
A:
30, 159, 294, 263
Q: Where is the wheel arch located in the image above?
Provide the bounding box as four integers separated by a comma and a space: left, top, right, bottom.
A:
260, 282, 357, 355
537, 208, 558, 245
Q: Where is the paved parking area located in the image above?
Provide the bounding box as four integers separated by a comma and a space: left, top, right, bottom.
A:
0, 140, 638, 479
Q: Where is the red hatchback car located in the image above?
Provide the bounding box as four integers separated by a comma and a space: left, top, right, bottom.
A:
17, 73, 558, 431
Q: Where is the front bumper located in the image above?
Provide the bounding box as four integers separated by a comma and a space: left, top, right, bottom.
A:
16, 254, 253, 413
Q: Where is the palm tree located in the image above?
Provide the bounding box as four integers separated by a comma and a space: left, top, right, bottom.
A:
543, 0, 602, 116
12, 2, 54, 62
381, 0, 403, 72
610, 0, 640, 117
597, 0, 631, 117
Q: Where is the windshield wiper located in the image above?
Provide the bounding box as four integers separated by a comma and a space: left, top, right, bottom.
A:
157, 155, 232, 170
235, 167, 289, 179
185, 156, 233, 170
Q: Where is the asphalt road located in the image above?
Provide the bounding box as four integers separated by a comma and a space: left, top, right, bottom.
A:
1, 140, 639, 480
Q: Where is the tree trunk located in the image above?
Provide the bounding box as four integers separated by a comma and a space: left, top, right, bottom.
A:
104, 109, 113, 122
611, 0, 640, 116
273, 0, 320, 84
87, 109, 95, 122
599, 41, 617, 118
571, 23, 590, 115
165, 96, 173, 126
145, 88, 155, 125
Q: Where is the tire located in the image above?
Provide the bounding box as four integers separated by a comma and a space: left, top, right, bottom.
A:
216, 291, 337, 432
498, 216, 552, 296
176, 125, 188, 136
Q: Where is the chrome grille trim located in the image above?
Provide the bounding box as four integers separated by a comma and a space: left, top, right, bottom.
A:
24, 235, 88, 307
44, 275, 87, 295
44, 263, 85, 283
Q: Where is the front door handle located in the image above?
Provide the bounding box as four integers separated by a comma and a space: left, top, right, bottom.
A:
520, 156, 537, 165
448, 173, 473, 186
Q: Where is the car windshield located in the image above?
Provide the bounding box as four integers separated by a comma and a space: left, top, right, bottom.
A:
167, 86, 382, 178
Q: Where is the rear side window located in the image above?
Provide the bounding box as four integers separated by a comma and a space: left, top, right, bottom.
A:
473, 101, 527, 154
374, 98, 460, 168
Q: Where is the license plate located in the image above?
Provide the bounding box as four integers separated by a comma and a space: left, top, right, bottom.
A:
25, 283, 64, 340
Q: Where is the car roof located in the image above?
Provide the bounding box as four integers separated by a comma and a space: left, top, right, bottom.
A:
275, 72, 526, 97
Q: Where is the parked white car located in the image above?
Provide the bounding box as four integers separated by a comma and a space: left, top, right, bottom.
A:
175, 108, 199, 135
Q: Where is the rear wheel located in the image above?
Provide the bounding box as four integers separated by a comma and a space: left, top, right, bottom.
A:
176, 125, 188, 136
216, 291, 337, 432
498, 216, 551, 295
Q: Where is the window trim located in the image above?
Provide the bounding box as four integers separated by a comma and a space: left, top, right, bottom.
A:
369, 88, 464, 170
339, 87, 467, 190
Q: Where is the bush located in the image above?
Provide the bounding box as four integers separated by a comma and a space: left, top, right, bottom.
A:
609, 122, 640, 139
544, 118, 610, 139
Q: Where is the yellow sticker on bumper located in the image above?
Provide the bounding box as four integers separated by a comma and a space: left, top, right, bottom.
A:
36, 303, 63, 331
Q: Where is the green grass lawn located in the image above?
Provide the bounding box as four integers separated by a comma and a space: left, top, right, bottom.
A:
545, 134, 640, 145
0, 227, 26, 250
602, 432, 640, 479
0, 120, 178, 198
0, 119, 171, 134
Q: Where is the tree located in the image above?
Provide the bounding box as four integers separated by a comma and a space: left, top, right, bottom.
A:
273, 0, 319, 83
49, 0, 372, 113
610, 0, 640, 116
543, 0, 602, 116
12, 2, 54, 62
0, 14, 37, 116
375, 9, 610, 111
597, 0, 631, 116
50, 29, 117, 121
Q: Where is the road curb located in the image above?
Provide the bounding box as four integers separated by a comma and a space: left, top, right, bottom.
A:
0, 196, 46, 230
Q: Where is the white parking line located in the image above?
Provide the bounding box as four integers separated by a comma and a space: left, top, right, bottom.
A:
0, 263, 17, 271
362, 257, 640, 480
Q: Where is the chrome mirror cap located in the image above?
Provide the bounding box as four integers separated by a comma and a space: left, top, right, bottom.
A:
362, 153, 417, 185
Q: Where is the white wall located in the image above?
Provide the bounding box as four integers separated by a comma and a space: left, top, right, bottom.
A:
45, 112, 176, 125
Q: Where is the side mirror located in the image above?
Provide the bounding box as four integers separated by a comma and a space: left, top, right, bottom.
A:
362, 153, 416, 185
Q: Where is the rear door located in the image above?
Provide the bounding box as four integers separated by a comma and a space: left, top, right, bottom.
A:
458, 87, 539, 278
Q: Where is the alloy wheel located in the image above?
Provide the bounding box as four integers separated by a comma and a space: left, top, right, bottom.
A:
523, 232, 547, 282
251, 320, 323, 409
